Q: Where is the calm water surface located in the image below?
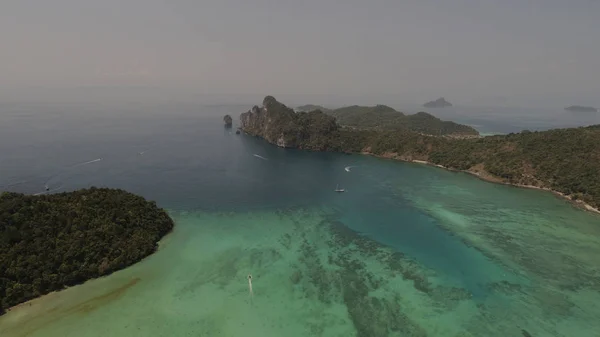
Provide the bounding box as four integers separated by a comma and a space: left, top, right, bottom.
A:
1, 102, 599, 337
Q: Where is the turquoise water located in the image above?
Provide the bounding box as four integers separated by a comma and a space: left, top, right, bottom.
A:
1, 103, 600, 336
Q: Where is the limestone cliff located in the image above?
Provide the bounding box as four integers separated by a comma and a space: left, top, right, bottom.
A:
240, 96, 338, 150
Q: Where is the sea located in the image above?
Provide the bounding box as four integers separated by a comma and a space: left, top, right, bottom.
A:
1, 100, 599, 337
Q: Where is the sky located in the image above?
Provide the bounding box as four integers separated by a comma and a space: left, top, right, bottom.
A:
0, 0, 599, 107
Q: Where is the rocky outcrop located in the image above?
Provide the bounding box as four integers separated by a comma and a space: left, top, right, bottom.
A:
223, 114, 233, 127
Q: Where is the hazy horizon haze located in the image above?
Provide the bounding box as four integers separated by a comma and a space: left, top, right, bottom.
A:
1, 0, 599, 108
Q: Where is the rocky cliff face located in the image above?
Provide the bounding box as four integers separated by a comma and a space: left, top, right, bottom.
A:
240, 96, 338, 149
240, 96, 291, 147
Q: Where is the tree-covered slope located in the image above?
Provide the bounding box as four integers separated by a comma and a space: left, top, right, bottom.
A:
305, 104, 478, 136
0, 188, 174, 314
342, 127, 600, 209
429, 126, 600, 206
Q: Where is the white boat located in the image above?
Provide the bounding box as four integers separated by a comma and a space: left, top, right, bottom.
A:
334, 184, 345, 193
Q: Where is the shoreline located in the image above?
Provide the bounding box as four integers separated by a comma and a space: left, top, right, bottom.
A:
241, 130, 600, 215
363, 152, 600, 215
2, 229, 175, 316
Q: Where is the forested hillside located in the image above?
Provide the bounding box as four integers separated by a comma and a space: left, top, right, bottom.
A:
301, 104, 478, 136
0, 188, 174, 314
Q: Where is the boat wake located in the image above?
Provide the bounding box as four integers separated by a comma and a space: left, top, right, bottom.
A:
72, 158, 102, 167
3, 152, 143, 194
253, 154, 268, 160
345, 166, 355, 172
0, 180, 29, 188
43, 158, 103, 188
34, 185, 64, 196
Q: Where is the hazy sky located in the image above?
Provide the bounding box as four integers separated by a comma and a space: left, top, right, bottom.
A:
1, 0, 598, 107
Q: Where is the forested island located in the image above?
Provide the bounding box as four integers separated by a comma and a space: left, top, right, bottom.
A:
565, 105, 598, 113
0, 188, 174, 314
242, 96, 600, 211
294, 103, 477, 136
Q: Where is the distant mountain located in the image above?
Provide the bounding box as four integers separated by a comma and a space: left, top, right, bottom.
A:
423, 97, 452, 108
565, 105, 598, 113
324, 104, 478, 136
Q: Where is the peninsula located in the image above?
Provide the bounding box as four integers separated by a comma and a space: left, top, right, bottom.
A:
241, 96, 600, 212
0, 188, 174, 314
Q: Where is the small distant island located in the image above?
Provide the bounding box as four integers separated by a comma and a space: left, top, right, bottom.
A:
241, 96, 600, 212
223, 114, 233, 127
0, 188, 174, 314
565, 105, 598, 113
423, 97, 452, 108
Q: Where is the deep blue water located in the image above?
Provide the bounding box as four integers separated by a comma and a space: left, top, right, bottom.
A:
2, 101, 596, 298
3, 101, 600, 336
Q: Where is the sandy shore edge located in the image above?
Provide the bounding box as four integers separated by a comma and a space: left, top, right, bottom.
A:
242, 129, 600, 214
1, 229, 175, 316
362, 152, 600, 215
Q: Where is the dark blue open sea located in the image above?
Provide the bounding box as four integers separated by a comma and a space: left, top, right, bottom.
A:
1, 101, 599, 337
